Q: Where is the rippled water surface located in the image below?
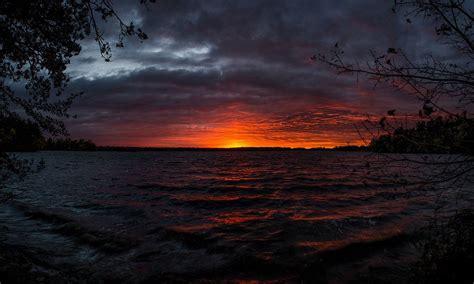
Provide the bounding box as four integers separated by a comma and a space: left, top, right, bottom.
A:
1, 151, 471, 282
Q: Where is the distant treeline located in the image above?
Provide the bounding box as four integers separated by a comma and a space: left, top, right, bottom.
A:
0, 115, 368, 152
1, 114, 97, 152
44, 138, 97, 151
4, 113, 472, 154
332, 145, 368, 152
97, 146, 369, 152
369, 116, 474, 154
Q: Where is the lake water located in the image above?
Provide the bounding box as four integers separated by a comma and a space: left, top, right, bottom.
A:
1, 151, 471, 282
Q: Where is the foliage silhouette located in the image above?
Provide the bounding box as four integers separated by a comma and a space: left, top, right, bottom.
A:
316, 0, 474, 187
318, 2, 474, 281
0, 113, 45, 152
0, 0, 152, 187
413, 209, 474, 284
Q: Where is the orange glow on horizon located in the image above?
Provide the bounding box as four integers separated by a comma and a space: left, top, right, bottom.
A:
91, 103, 369, 148
103, 125, 365, 148
223, 140, 249, 148
112, 129, 364, 149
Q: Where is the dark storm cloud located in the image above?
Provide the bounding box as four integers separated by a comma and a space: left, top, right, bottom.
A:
65, 0, 442, 146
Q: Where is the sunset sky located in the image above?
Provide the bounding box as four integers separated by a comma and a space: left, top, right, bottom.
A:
64, 0, 451, 148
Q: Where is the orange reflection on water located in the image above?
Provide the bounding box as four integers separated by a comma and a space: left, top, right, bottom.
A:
289, 196, 414, 222
169, 223, 217, 233
209, 208, 293, 225
172, 193, 264, 202
297, 225, 404, 252
210, 215, 262, 225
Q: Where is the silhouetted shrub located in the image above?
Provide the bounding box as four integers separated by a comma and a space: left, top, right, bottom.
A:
413, 209, 474, 283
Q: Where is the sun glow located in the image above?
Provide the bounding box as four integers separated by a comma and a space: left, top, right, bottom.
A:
223, 141, 248, 148
98, 105, 367, 148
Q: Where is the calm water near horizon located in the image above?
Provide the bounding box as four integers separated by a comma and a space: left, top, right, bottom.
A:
1, 150, 472, 282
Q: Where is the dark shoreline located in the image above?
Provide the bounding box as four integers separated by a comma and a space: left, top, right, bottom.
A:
18, 146, 369, 152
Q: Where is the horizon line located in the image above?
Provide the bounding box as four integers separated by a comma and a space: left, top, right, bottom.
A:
89, 145, 367, 150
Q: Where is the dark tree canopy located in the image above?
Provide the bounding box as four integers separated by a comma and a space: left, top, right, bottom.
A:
0, 113, 45, 152
0, 0, 152, 187
1, 0, 151, 135
370, 115, 474, 154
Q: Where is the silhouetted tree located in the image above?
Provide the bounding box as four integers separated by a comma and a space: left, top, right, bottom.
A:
1, 1, 153, 188
0, 113, 45, 152
316, 0, 474, 189
318, 4, 474, 280
0, 114, 46, 188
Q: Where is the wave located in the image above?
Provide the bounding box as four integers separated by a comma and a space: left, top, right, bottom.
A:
11, 202, 141, 253
138, 229, 416, 283
169, 196, 286, 210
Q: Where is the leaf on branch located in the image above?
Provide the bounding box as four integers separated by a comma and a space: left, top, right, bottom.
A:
436, 24, 452, 35
387, 48, 398, 54
387, 109, 396, 116
137, 28, 148, 40
422, 104, 435, 116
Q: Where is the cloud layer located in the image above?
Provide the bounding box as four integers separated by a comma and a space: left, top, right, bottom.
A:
65, 0, 441, 147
